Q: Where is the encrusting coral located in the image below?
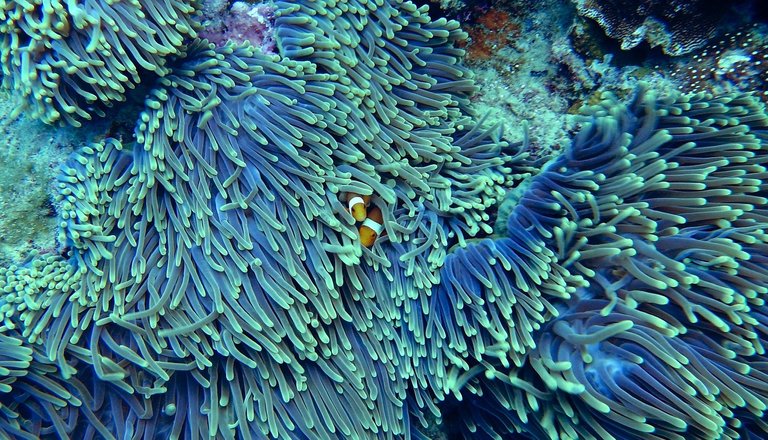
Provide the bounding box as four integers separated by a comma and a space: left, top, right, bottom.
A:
572, 0, 719, 56
1, 0, 768, 438
669, 25, 768, 104
0, 0, 199, 125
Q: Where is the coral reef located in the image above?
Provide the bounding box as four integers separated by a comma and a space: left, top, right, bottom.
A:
459, 0, 581, 159
0, 0, 199, 125
572, 0, 720, 56
1, 0, 768, 438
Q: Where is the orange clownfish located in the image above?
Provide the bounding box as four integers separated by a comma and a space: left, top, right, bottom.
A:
359, 206, 384, 247
345, 193, 371, 222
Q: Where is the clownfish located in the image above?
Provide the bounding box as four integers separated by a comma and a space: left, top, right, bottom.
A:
359, 206, 384, 248
345, 193, 371, 222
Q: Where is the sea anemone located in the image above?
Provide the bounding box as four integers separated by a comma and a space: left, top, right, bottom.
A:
440, 88, 768, 439
2, 0, 768, 437
0, 0, 526, 435
0, 0, 198, 125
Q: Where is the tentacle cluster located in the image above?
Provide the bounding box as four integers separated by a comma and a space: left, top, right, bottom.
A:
443, 90, 768, 439
0, 0, 198, 125
1, 0, 524, 437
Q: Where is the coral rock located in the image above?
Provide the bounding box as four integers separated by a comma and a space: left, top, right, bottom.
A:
573, 0, 719, 55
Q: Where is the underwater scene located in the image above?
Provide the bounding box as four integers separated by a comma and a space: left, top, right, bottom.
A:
1, 0, 768, 438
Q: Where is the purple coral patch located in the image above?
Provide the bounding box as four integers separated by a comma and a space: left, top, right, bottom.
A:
199, 1, 277, 52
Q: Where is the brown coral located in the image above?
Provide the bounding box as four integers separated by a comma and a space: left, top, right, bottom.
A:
464, 9, 521, 62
